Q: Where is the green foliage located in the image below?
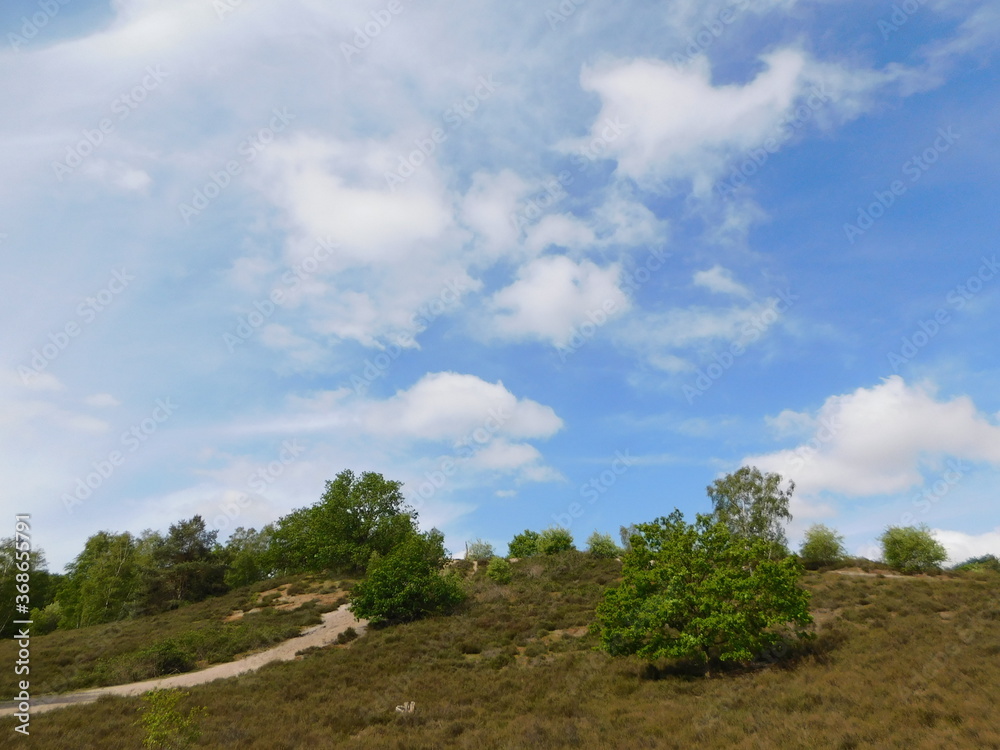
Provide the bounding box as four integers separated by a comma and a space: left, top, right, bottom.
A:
222, 526, 275, 588
0, 538, 49, 638
953, 554, 1000, 573
799, 524, 847, 569
57, 531, 142, 629
879, 525, 948, 573
593, 510, 813, 669
707, 466, 794, 557
508, 529, 540, 558
350, 529, 466, 625
485, 557, 513, 584
586, 532, 620, 559
537, 527, 575, 555
466, 538, 495, 562
619, 524, 639, 551
267, 469, 417, 574
28, 602, 62, 635
135, 688, 206, 749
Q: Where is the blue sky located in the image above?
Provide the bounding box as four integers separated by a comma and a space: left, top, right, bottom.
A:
2, 0, 999, 571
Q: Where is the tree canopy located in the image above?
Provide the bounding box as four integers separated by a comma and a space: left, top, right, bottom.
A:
707, 466, 794, 557
593, 510, 812, 671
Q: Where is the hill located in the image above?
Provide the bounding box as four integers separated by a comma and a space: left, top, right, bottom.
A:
2, 553, 999, 748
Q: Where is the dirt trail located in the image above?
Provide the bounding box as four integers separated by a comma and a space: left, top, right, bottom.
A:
0, 604, 367, 717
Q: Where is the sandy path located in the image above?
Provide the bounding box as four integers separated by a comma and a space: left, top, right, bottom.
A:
0, 604, 367, 717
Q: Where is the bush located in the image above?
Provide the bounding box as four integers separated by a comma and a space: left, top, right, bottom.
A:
350, 530, 466, 625
594, 510, 812, 671
537, 527, 575, 555
799, 524, 846, 569
586, 532, 620, 559
135, 688, 206, 749
486, 557, 512, 584
879, 525, 947, 573
466, 539, 495, 562
508, 530, 540, 558
953, 554, 1000, 573
29, 602, 62, 635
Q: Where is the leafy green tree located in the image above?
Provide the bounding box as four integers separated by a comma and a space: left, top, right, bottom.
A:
0, 538, 48, 638
707, 466, 794, 557
486, 557, 512, 584
537, 527, 575, 555
58, 531, 141, 628
269, 470, 417, 574
508, 529, 540, 558
879, 525, 947, 573
799, 524, 847, 569
466, 539, 494, 561
593, 510, 812, 672
222, 525, 275, 588
350, 529, 465, 624
586, 531, 621, 559
151, 516, 227, 609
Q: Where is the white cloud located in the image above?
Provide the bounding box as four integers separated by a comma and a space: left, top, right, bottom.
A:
489, 255, 630, 346
932, 527, 1000, 566
85, 393, 122, 408
746, 377, 1000, 497
693, 265, 751, 298
577, 49, 892, 195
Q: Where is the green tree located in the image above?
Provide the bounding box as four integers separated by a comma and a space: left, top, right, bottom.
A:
57, 531, 141, 628
269, 470, 417, 574
537, 527, 575, 555
799, 524, 847, 569
485, 557, 513, 584
593, 510, 812, 672
0, 538, 48, 638
350, 529, 465, 624
879, 525, 947, 573
707, 466, 794, 557
222, 525, 275, 588
466, 538, 494, 562
586, 531, 620, 559
508, 529, 540, 558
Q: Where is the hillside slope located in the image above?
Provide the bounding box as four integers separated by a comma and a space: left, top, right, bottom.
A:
3, 554, 999, 749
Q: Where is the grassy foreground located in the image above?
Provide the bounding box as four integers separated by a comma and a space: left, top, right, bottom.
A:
3, 553, 999, 748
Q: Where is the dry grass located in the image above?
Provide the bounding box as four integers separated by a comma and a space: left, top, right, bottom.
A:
4, 555, 999, 748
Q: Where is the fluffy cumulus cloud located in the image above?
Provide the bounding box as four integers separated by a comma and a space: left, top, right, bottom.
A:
746, 377, 1000, 498
932, 527, 1000, 566
577, 48, 892, 194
